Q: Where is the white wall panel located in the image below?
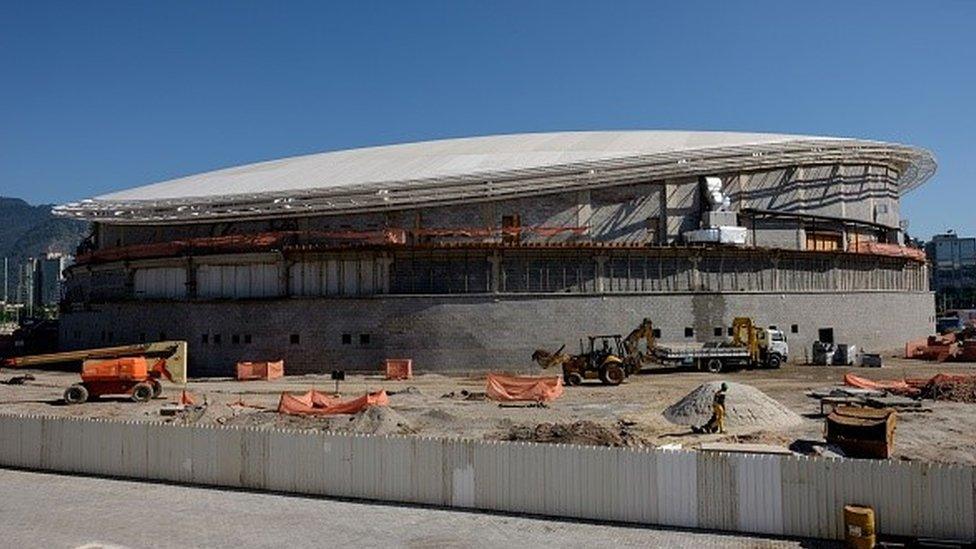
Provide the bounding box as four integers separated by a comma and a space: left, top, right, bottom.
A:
0, 414, 973, 543
197, 264, 282, 299
134, 267, 187, 299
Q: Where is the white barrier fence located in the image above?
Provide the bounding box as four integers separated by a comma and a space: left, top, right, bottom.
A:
0, 414, 973, 542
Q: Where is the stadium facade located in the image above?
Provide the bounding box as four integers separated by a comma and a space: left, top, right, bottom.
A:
55, 131, 936, 375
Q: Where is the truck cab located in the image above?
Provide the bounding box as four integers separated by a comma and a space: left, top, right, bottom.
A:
758, 327, 789, 368
732, 317, 788, 369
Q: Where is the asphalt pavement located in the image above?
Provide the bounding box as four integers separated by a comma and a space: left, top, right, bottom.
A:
0, 468, 836, 548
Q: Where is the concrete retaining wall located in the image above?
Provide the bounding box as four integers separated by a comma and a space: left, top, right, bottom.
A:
0, 414, 972, 541
61, 290, 934, 376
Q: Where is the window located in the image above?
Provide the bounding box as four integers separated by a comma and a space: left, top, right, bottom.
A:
290, 334, 300, 345
805, 231, 843, 251
359, 333, 370, 346
791, 324, 799, 334
768, 325, 778, 331
201, 334, 209, 344
713, 327, 723, 337
727, 327, 734, 336
244, 334, 252, 344
232, 334, 240, 345
213, 334, 221, 345
818, 328, 834, 344
342, 333, 352, 345
652, 328, 662, 338
684, 327, 694, 338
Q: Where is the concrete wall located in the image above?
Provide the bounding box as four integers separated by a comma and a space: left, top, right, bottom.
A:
0, 414, 973, 541
60, 290, 934, 376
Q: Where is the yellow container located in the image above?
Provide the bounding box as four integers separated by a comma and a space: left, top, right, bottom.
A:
843, 504, 876, 549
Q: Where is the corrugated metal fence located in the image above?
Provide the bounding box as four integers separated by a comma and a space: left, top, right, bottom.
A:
0, 414, 972, 541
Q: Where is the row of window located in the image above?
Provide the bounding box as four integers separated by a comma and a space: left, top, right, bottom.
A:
73, 330, 374, 346
678, 324, 802, 339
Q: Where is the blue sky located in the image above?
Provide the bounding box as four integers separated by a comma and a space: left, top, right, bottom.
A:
1, 1, 972, 238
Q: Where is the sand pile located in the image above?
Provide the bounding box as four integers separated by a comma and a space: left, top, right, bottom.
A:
664, 381, 802, 431
346, 406, 415, 435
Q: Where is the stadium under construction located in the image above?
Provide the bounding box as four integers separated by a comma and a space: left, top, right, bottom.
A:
54, 131, 937, 375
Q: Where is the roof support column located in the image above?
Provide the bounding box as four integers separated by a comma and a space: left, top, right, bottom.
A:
595, 254, 608, 293
488, 251, 501, 293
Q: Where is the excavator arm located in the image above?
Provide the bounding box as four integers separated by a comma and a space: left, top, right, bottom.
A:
622, 318, 655, 362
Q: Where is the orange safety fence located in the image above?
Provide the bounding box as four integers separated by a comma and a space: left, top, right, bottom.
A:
236, 360, 285, 381
180, 390, 198, 406
485, 373, 564, 403
277, 389, 389, 416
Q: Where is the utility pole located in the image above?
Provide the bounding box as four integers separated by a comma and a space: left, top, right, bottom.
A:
2, 256, 7, 304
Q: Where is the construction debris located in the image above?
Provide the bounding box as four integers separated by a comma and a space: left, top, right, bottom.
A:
905, 328, 976, 362
503, 420, 642, 447
440, 389, 486, 401
1, 374, 35, 385
698, 442, 792, 455
844, 372, 976, 403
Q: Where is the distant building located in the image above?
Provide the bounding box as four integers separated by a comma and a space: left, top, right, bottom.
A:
17, 253, 72, 316
926, 232, 976, 309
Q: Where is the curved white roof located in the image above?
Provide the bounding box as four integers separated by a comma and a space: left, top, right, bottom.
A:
56, 130, 935, 223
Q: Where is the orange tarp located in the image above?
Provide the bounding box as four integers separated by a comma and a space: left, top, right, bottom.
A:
485, 373, 564, 403
844, 373, 919, 396
277, 390, 389, 416
844, 372, 976, 397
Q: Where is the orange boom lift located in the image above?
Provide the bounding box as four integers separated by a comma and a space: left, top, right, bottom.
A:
1, 341, 188, 404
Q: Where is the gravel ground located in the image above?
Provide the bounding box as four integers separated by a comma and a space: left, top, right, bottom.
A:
1, 357, 975, 463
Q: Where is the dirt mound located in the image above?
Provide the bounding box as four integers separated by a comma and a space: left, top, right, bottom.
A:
921, 376, 976, 403
664, 381, 802, 432
346, 406, 415, 435
503, 420, 641, 447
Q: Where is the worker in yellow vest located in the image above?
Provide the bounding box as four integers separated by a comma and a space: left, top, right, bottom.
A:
712, 382, 728, 434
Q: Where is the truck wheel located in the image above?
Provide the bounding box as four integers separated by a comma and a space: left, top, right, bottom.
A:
149, 379, 163, 398
565, 372, 583, 386
705, 358, 724, 373
600, 365, 625, 386
767, 355, 782, 369
63, 384, 89, 405
131, 383, 153, 403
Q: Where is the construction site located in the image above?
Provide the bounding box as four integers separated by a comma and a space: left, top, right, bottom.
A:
3, 131, 975, 545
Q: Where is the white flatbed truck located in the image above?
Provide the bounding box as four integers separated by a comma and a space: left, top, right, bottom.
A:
650, 318, 788, 373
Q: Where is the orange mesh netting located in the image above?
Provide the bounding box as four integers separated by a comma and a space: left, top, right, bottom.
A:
277, 390, 389, 415
485, 373, 564, 403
